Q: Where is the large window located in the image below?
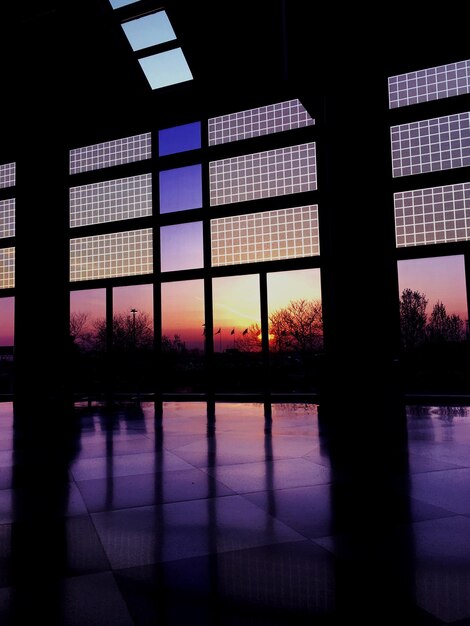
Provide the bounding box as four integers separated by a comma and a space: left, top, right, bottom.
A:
390, 57, 470, 395
67, 97, 318, 398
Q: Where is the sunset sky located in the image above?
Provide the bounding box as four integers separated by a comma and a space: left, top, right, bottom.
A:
1, 255, 467, 346
397, 254, 468, 320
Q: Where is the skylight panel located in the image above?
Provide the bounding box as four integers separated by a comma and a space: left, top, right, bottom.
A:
121, 11, 177, 51
139, 48, 193, 90
109, 0, 139, 8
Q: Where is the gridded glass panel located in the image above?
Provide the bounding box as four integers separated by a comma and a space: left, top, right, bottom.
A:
70, 174, 152, 228
121, 11, 176, 52
0, 163, 15, 189
0, 199, 15, 239
0, 247, 15, 289
208, 99, 315, 146
389, 59, 470, 109
211, 205, 319, 267
210, 142, 317, 206
69, 133, 152, 175
395, 182, 470, 247
158, 122, 201, 156
70, 228, 153, 282
390, 112, 470, 177
138, 48, 193, 90
159, 165, 202, 213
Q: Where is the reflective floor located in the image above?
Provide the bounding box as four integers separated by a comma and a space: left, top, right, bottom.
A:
1, 399, 470, 624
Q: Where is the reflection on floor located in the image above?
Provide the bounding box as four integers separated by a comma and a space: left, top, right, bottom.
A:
0, 400, 470, 624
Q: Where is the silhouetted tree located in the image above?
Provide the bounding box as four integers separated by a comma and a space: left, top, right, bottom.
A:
428, 301, 465, 343
161, 334, 186, 353
399, 288, 428, 349
269, 299, 323, 352
446, 313, 466, 342
93, 311, 153, 351
69, 312, 98, 351
400, 289, 466, 348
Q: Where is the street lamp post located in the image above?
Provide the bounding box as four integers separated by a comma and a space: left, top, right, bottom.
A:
130, 308, 138, 347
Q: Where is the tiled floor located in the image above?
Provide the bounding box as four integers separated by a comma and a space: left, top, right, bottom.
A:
1, 399, 470, 624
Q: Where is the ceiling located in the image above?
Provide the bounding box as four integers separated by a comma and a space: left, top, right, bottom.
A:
1, 1, 469, 150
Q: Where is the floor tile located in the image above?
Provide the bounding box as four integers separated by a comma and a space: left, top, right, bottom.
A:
77, 468, 235, 512
410, 467, 470, 514
203, 457, 331, 494
91, 494, 303, 569
70, 449, 194, 481
115, 540, 336, 626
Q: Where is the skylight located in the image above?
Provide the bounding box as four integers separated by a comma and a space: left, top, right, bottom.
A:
109, 0, 139, 8
138, 48, 193, 90
121, 11, 176, 51
112, 6, 193, 91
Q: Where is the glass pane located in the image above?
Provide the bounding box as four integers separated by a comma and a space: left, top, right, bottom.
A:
208, 99, 314, 146
70, 174, 152, 228
112, 284, 154, 394
70, 228, 153, 282
161, 280, 205, 392
69, 133, 151, 175
159, 165, 202, 214
0, 198, 15, 239
0, 297, 14, 346
397, 255, 469, 393
212, 274, 262, 392
267, 268, 323, 393
121, 11, 176, 52
0, 247, 15, 289
138, 48, 193, 90
158, 122, 201, 156
388, 59, 470, 109
109, 0, 139, 8
160, 222, 203, 272
210, 143, 316, 207
0, 297, 14, 394
70, 289, 107, 397
211, 205, 319, 267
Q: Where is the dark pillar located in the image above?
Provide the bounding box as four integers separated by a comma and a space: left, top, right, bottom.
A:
317, 50, 407, 467
12, 9, 72, 426
13, 137, 71, 423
